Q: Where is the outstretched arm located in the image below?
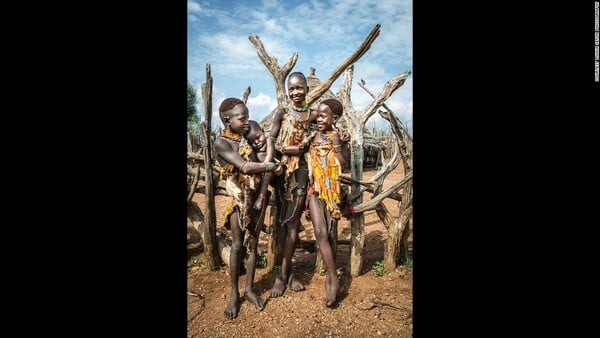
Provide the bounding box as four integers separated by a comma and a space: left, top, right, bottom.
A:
253, 170, 272, 210
263, 132, 274, 163
214, 138, 277, 175
269, 108, 285, 151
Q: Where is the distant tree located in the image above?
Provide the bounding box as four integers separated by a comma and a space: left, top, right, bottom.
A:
188, 81, 200, 127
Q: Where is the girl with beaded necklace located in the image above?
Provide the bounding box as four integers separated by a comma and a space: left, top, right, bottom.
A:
269, 73, 349, 299
213, 98, 280, 320
268, 72, 317, 298
304, 98, 347, 307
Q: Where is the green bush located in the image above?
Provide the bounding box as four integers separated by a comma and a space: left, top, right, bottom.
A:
372, 260, 388, 277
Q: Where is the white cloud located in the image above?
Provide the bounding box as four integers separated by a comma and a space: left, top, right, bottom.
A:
187, 1, 201, 12
247, 92, 272, 107
193, 33, 264, 79
188, 0, 413, 133
263, 19, 280, 32
247, 92, 275, 122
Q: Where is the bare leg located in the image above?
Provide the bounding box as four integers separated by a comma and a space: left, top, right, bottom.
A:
244, 239, 265, 311
270, 166, 307, 297
269, 185, 287, 298
224, 211, 243, 319
271, 203, 304, 298
270, 220, 300, 297
308, 195, 339, 307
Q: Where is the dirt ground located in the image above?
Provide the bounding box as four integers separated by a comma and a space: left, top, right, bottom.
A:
187, 166, 413, 337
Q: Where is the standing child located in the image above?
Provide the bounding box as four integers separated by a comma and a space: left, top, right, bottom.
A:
244, 120, 282, 229
268, 72, 315, 297
268, 72, 349, 298
305, 98, 346, 307
213, 98, 279, 320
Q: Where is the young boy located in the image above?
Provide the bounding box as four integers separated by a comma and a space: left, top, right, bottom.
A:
244, 120, 282, 229
213, 98, 279, 320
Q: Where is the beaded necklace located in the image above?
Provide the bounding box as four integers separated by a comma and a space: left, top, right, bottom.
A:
221, 129, 241, 142
217, 131, 252, 180
290, 109, 311, 123
319, 131, 333, 142
290, 99, 310, 112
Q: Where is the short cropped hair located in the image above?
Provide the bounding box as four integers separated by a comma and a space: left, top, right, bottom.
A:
288, 71, 307, 82
248, 120, 262, 132
219, 97, 244, 124
320, 98, 343, 117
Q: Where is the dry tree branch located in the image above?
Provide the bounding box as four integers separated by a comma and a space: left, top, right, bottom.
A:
306, 24, 381, 106
241, 86, 251, 104
249, 33, 298, 106
339, 175, 404, 202
359, 70, 411, 126
353, 298, 410, 312
352, 171, 412, 213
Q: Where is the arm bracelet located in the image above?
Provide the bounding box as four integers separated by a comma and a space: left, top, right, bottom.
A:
265, 163, 273, 171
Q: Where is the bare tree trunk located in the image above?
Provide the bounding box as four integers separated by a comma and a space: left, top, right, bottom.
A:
248, 34, 298, 108
200, 64, 220, 270
188, 201, 204, 239
315, 246, 324, 274
338, 66, 365, 277
340, 68, 412, 275
399, 205, 413, 263
216, 232, 231, 267
349, 145, 366, 277
187, 165, 200, 203
266, 203, 281, 271
374, 203, 397, 271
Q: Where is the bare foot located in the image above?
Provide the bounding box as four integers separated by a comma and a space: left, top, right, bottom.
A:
224, 294, 240, 319
245, 290, 265, 311
269, 277, 286, 298
287, 273, 305, 292
325, 273, 339, 308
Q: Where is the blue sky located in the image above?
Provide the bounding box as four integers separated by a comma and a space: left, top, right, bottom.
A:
188, 0, 412, 132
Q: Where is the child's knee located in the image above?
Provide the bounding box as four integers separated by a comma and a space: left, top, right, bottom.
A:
231, 241, 244, 252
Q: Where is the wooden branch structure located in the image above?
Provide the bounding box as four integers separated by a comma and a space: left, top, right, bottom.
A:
351, 171, 412, 213
191, 64, 221, 270
241, 86, 251, 104
250, 23, 381, 111
340, 66, 412, 275
305, 24, 381, 106
339, 174, 404, 202
353, 74, 413, 272
189, 24, 413, 275
249, 34, 298, 108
